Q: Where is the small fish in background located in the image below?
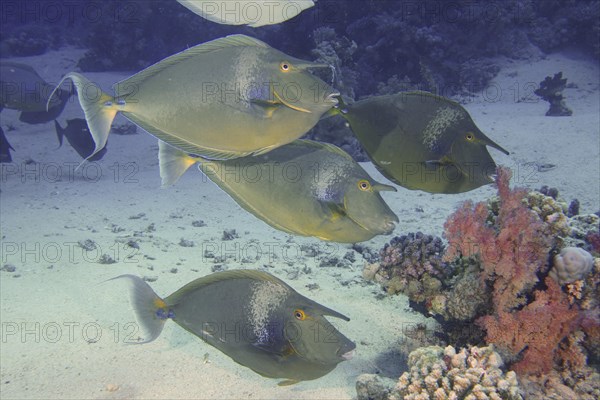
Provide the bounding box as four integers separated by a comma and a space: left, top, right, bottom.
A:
160, 139, 399, 243
0, 126, 14, 163
49, 34, 339, 162
0, 61, 72, 124
334, 92, 509, 194
176, 0, 315, 27
54, 119, 107, 161
113, 270, 356, 385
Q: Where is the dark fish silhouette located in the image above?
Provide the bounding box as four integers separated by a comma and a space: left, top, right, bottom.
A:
0, 61, 72, 124
334, 92, 509, 194
0, 126, 14, 163
113, 270, 356, 386
55, 119, 107, 161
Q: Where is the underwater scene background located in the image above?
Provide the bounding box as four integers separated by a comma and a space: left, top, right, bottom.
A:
0, 1, 599, 399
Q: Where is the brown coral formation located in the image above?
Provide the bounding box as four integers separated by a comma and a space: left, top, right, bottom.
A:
391, 345, 523, 400
366, 232, 450, 302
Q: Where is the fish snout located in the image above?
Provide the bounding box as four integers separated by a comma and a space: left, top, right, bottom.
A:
337, 341, 356, 360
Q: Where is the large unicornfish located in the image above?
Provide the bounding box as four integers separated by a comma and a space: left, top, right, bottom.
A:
113, 270, 356, 385
160, 139, 398, 243
334, 92, 509, 194
49, 34, 339, 162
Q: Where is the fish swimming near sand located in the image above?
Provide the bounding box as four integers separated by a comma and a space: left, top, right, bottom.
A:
160, 139, 399, 242
49, 34, 339, 162
0, 61, 71, 124
113, 270, 356, 385
334, 92, 509, 193
177, 0, 315, 27
55, 119, 107, 161
0, 126, 14, 163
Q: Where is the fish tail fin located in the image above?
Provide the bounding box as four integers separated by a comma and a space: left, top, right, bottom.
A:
48, 72, 117, 162
54, 120, 64, 148
158, 140, 200, 187
109, 274, 170, 344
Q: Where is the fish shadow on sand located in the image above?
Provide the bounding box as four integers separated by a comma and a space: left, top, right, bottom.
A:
369, 346, 409, 379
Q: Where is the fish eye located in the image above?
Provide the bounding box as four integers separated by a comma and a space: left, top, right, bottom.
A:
294, 309, 306, 320
465, 132, 475, 141
280, 62, 291, 72
357, 179, 371, 191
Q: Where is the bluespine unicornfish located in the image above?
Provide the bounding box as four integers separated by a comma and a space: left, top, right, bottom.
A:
113, 270, 355, 385
159, 139, 399, 243
48, 34, 339, 163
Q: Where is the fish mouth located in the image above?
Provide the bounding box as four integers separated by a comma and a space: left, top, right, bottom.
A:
340, 349, 355, 360
325, 91, 341, 105
382, 219, 397, 235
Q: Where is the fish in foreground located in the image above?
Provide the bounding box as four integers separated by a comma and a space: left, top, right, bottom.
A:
0, 61, 71, 124
49, 34, 338, 162
334, 92, 509, 194
160, 139, 399, 242
55, 119, 107, 161
113, 270, 356, 385
0, 126, 14, 163
177, 0, 315, 27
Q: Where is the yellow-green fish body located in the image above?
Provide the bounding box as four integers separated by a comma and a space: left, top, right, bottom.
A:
161, 139, 398, 243
51, 35, 338, 161
337, 92, 509, 194
114, 270, 355, 385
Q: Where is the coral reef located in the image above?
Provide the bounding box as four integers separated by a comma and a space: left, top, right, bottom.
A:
534, 72, 573, 116
520, 366, 600, 400
476, 278, 579, 374
366, 233, 450, 303
444, 167, 554, 312
441, 167, 600, 378
4, 2, 598, 96
392, 345, 523, 400
310, 27, 358, 99
522, 189, 571, 240
549, 247, 594, 285
566, 214, 600, 254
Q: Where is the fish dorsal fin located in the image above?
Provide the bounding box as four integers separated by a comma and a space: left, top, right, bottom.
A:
166, 270, 292, 305
293, 139, 354, 161
400, 90, 461, 108
0, 61, 44, 80
114, 34, 268, 95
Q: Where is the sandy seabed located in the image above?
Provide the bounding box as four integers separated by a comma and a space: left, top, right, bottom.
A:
0, 47, 598, 399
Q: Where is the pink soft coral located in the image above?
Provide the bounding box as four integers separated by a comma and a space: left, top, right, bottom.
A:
443, 167, 553, 312
477, 278, 579, 375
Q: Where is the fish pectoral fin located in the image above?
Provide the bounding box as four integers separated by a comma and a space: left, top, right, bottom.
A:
424, 157, 454, 170
277, 379, 299, 386
250, 99, 282, 119
320, 201, 347, 222
251, 340, 296, 358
